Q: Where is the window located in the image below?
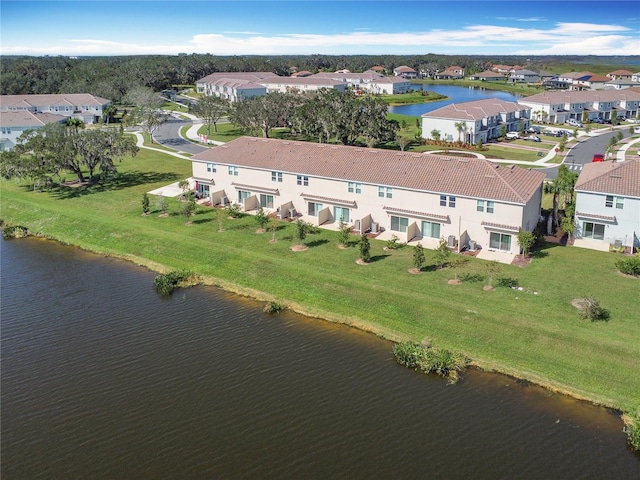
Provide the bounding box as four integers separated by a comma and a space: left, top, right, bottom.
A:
308, 202, 322, 216
260, 194, 274, 209
334, 206, 349, 222
228, 166, 238, 176
297, 175, 309, 186
441, 195, 455, 207
391, 216, 409, 233
348, 182, 362, 194
237, 190, 251, 204
378, 186, 392, 198
490, 232, 512, 252
583, 222, 605, 240
477, 200, 494, 213
605, 195, 624, 209
271, 171, 283, 182
421, 221, 440, 238
197, 184, 210, 196
206, 163, 216, 173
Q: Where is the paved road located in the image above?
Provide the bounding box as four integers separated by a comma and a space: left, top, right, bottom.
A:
542, 128, 632, 180
153, 117, 209, 155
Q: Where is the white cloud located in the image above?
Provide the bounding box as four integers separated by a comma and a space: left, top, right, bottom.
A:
2, 22, 637, 56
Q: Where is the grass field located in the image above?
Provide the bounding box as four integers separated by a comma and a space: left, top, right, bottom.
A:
1, 147, 639, 415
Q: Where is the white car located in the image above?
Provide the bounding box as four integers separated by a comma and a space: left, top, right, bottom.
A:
566, 119, 583, 128
505, 132, 520, 140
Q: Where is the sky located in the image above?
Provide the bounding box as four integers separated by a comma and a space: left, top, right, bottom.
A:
1, 0, 639, 57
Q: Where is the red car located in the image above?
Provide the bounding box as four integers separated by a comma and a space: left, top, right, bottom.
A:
592, 154, 604, 162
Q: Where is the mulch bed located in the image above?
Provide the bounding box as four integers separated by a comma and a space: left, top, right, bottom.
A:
511, 255, 531, 267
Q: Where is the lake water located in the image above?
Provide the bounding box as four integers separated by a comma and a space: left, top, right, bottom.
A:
1, 237, 638, 479
389, 85, 522, 117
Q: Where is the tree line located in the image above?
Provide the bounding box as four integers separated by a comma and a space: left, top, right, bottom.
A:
1, 53, 593, 102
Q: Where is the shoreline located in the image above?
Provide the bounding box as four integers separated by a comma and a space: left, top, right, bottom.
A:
14, 232, 627, 417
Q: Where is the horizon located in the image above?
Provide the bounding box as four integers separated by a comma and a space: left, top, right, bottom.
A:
1, 1, 639, 57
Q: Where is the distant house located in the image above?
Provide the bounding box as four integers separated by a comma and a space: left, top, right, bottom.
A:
632, 72, 640, 82
370, 65, 385, 73
0, 93, 110, 125
603, 79, 640, 90
606, 70, 634, 80
393, 66, 417, 79
573, 159, 640, 252
0, 110, 67, 151
190, 136, 545, 263
435, 66, 464, 80
422, 99, 531, 145
509, 69, 540, 83
519, 90, 640, 124
311, 71, 411, 94
291, 70, 313, 78
468, 71, 506, 82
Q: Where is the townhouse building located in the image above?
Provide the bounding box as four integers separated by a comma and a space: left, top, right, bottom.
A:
421, 99, 531, 144
0, 110, 67, 151
189, 137, 545, 263
509, 69, 540, 83
0, 93, 110, 125
393, 66, 418, 79
311, 71, 411, 94
519, 90, 640, 123
574, 159, 640, 252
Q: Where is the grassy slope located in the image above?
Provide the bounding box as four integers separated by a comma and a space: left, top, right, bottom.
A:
2, 148, 639, 412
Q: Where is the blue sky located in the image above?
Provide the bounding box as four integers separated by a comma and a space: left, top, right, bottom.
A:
1, 1, 639, 56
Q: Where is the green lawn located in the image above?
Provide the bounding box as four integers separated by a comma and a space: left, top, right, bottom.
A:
2, 148, 639, 414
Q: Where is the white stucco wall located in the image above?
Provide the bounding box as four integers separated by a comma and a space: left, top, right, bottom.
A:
575, 191, 640, 248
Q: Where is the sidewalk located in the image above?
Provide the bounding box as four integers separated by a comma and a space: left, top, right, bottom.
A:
168, 110, 226, 146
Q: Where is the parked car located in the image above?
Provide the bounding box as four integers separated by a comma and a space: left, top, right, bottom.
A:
525, 135, 541, 142
592, 154, 604, 162
544, 130, 565, 137
527, 126, 541, 134
566, 119, 583, 128
590, 118, 603, 124
627, 118, 640, 124
634, 126, 640, 134
505, 132, 520, 140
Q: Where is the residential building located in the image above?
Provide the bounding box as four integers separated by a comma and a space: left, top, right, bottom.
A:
393, 66, 417, 79
311, 71, 411, 94
260, 76, 347, 94
574, 159, 640, 252
519, 90, 640, 123
189, 137, 545, 263
0, 110, 67, 151
603, 79, 640, 90
435, 66, 464, 80
468, 71, 506, 82
606, 69, 634, 80
0, 93, 110, 125
509, 69, 540, 83
421, 99, 531, 144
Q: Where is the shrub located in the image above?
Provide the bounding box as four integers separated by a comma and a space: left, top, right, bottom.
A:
255, 207, 269, 230
2, 225, 29, 239
496, 277, 519, 288
517, 229, 536, 257
412, 242, 425, 270
359, 232, 371, 262
225, 203, 243, 218
386, 234, 400, 249
156, 195, 168, 214
577, 297, 609, 321
142, 192, 150, 214
263, 301, 285, 314
337, 219, 351, 246
615, 257, 640, 277
153, 269, 195, 296
393, 341, 469, 383
623, 410, 640, 451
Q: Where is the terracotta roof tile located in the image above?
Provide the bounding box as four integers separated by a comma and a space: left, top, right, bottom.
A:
575, 159, 640, 198
193, 137, 545, 204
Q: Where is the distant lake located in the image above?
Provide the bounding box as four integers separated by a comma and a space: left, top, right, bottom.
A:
389, 85, 522, 116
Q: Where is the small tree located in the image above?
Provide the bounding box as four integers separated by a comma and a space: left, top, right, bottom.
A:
475, 139, 483, 151
178, 179, 190, 196
294, 219, 309, 246
616, 131, 623, 142
433, 239, 451, 269
431, 129, 441, 141
517, 229, 536, 257
156, 195, 168, 215
449, 256, 469, 281
397, 136, 411, 151
412, 242, 426, 271
561, 216, 575, 241
359, 233, 371, 263
141, 192, 150, 215
499, 125, 507, 139
182, 198, 196, 224
255, 207, 269, 232
337, 219, 351, 247
485, 261, 502, 288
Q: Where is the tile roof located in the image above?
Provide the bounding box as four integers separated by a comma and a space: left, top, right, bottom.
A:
520, 89, 640, 104
0, 111, 67, 127
480, 221, 521, 232
192, 137, 545, 204
0, 93, 110, 109
196, 72, 275, 84
575, 159, 640, 198
421, 98, 529, 121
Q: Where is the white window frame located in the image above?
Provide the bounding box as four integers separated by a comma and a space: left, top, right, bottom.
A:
206, 163, 216, 173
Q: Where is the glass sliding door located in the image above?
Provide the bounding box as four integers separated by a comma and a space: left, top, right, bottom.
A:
489, 232, 512, 252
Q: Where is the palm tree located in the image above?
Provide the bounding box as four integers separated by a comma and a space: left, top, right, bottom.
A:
544, 165, 578, 229
454, 121, 466, 143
